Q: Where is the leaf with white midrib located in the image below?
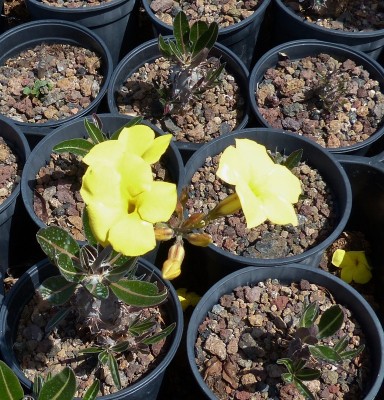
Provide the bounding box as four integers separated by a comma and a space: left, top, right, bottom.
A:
38, 367, 76, 400
0, 360, 24, 400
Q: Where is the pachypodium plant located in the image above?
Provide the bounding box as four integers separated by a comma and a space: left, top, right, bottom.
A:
22, 79, 53, 99
277, 302, 365, 399
158, 11, 226, 114
36, 124, 178, 391
0, 361, 99, 400
306, 0, 350, 17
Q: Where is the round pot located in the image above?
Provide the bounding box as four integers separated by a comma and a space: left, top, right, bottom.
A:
248, 40, 384, 156
107, 38, 249, 163
0, 115, 30, 280
182, 128, 352, 289
142, 0, 272, 69
20, 113, 184, 264
0, 257, 184, 399
25, 0, 140, 66
272, 0, 384, 60
0, 19, 113, 149
186, 264, 384, 399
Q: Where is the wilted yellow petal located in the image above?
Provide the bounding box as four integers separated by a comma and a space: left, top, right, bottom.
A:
332, 250, 372, 284
331, 249, 349, 268
340, 264, 354, 283
354, 263, 373, 284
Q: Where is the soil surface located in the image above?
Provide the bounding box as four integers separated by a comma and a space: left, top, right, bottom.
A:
0, 137, 21, 204
186, 152, 338, 259
256, 53, 384, 148
115, 57, 245, 144
148, 0, 262, 28
40, 0, 112, 7
194, 278, 371, 399
283, 0, 384, 31
15, 288, 170, 397
0, 43, 104, 125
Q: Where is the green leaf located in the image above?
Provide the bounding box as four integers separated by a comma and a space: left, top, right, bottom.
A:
300, 302, 319, 328
82, 208, 98, 246
141, 322, 176, 345
158, 35, 173, 58
39, 276, 77, 305
281, 372, 293, 383
292, 359, 306, 372
56, 253, 85, 283
129, 316, 156, 337
110, 341, 130, 353
189, 20, 208, 45
36, 226, 80, 263
173, 11, 190, 55
203, 63, 226, 86
283, 149, 303, 170
107, 256, 138, 282
107, 353, 121, 389
84, 118, 106, 144
293, 377, 315, 400
33, 375, 44, 398
98, 350, 109, 365
295, 367, 321, 381
110, 279, 168, 307
82, 379, 100, 400
317, 305, 344, 339
38, 367, 76, 400
191, 22, 218, 59
334, 335, 349, 353
340, 344, 365, 361
45, 308, 72, 334
53, 138, 94, 157
84, 280, 109, 300
0, 360, 24, 400
80, 347, 103, 354
309, 344, 342, 363
277, 358, 294, 374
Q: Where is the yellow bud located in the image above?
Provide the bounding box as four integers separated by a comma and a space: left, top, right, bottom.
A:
162, 240, 185, 280
207, 193, 241, 220
154, 224, 174, 241
185, 232, 212, 247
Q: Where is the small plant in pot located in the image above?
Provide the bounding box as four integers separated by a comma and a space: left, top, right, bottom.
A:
108, 11, 249, 160
249, 40, 384, 156
4, 127, 184, 397
186, 265, 384, 399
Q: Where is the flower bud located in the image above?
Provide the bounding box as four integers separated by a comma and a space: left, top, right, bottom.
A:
154, 224, 174, 241
181, 212, 206, 229
162, 240, 185, 280
207, 193, 241, 220
185, 232, 212, 247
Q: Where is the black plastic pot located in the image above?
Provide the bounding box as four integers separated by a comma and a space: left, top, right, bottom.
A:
248, 40, 384, 156
0, 257, 184, 399
182, 128, 352, 290
0, 20, 113, 149
107, 38, 249, 163
25, 0, 139, 66
0, 115, 30, 280
272, 0, 384, 60
141, 0, 272, 69
186, 264, 384, 399
20, 113, 184, 264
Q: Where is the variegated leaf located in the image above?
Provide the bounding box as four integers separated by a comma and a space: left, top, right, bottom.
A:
39, 276, 76, 305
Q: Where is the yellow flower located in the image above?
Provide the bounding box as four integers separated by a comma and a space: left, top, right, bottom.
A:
162, 240, 185, 280
331, 249, 372, 284
80, 125, 177, 256
177, 288, 201, 311
216, 139, 301, 228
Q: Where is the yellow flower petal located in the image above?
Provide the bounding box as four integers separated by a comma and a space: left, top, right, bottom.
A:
136, 181, 177, 223
142, 134, 173, 164
216, 145, 248, 185
331, 249, 349, 268
82, 140, 123, 168
261, 194, 299, 226
332, 250, 372, 284
354, 263, 373, 284
108, 213, 156, 256
118, 125, 156, 157
340, 264, 354, 283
